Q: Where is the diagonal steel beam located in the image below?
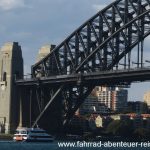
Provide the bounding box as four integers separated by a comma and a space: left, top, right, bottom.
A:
32, 85, 64, 128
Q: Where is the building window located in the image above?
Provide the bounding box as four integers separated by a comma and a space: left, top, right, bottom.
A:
3, 72, 6, 81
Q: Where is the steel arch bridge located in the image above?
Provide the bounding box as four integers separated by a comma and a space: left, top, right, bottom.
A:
17, 0, 150, 131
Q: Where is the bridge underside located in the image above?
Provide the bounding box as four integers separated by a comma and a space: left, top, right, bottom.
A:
19, 86, 63, 134
17, 68, 150, 133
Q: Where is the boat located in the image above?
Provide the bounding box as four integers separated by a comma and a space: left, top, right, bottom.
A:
13, 127, 54, 142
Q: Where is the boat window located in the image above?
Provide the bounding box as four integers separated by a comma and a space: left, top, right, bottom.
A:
15, 131, 20, 134
21, 131, 27, 134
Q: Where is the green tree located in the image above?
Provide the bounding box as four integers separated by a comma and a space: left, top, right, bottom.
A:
106, 120, 133, 137
106, 120, 121, 135
133, 128, 150, 139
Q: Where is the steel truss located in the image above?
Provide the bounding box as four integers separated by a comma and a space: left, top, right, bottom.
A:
28, 0, 150, 127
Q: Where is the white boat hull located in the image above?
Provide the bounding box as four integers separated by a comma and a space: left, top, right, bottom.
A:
13, 127, 54, 142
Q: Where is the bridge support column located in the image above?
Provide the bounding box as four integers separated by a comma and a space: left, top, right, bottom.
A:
0, 42, 23, 133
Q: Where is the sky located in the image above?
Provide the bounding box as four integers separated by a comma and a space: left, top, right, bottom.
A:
0, 0, 150, 101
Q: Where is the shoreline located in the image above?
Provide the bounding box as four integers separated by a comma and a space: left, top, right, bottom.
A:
0, 134, 13, 141
0, 134, 148, 142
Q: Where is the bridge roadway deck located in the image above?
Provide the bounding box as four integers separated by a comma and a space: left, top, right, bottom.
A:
15, 67, 150, 86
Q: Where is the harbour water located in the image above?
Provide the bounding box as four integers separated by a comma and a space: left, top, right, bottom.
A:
0, 141, 149, 150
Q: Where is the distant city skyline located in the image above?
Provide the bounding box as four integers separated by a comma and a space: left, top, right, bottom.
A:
128, 82, 150, 102
0, 0, 150, 101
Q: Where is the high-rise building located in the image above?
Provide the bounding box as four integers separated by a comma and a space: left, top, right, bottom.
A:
96, 86, 128, 112
95, 86, 112, 110
79, 95, 110, 115
127, 101, 148, 113
79, 86, 128, 115
144, 91, 150, 108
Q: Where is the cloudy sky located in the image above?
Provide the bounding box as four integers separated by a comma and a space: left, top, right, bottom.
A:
0, 0, 150, 101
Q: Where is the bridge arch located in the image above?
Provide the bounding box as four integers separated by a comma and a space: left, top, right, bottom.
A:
32, 0, 150, 77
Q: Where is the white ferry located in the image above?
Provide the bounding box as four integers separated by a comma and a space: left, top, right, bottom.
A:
13, 127, 54, 142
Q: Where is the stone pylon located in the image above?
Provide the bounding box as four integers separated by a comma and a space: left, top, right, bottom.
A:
36, 44, 56, 77
0, 42, 23, 133
36, 44, 56, 62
